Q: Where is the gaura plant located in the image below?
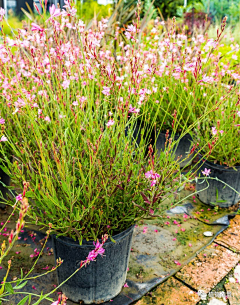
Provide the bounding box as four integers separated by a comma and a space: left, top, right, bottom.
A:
0, 190, 107, 305
194, 92, 240, 167
139, 17, 235, 135
0, 1, 198, 243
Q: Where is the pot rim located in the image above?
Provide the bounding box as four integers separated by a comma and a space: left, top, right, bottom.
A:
198, 153, 240, 171
52, 224, 135, 247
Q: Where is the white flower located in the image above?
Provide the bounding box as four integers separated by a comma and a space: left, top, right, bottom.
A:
0, 136, 8, 142
12, 108, 19, 115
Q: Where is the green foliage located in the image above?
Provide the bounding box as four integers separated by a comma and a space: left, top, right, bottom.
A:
144, 0, 157, 20
76, 0, 112, 22
0, 16, 23, 37
202, 0, 240, 24
153, 0, 202, 18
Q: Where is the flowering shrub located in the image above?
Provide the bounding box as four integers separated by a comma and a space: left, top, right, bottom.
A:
140, 17, 237, 136
0, 2, 197, 243
194, 95, 240, 167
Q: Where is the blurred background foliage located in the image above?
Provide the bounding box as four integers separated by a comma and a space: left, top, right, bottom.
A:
2, 0, 240, 44
76, 0, 112, 22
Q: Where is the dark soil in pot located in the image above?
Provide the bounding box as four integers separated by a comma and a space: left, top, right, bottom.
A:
196, 157, 240, 208
52, 225, 134, 304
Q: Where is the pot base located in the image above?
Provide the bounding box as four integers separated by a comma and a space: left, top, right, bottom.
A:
52, 225, 134, 304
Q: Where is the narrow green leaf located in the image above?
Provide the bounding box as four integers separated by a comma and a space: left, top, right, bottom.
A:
14, 281, 28, 290
5, 282, 14, 294
17, 295, 29, 305
110, 236, 116, 243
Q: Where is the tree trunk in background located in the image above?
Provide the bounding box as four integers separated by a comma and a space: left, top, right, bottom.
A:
16, 0, 34, 16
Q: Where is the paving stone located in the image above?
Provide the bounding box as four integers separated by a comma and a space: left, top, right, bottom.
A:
215, 215, 240, 252
134, 277, 200, 305
175, 243, 240, 293
224, 282, 240, 305
208, 298, 226, 305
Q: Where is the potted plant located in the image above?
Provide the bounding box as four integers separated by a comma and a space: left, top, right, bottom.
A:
139, 17, 229, 167
1, 97, 190, 303
194, 91, 240, 207
0, 3, 194, 303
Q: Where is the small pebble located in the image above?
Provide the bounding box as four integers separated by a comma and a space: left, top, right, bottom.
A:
203, 231, 213, 237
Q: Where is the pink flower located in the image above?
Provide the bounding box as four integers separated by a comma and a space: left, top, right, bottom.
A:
86, 250, 98, 262
173, 220, 178, 225
143, 226, 148, 233
126, 25, 136, 33
32, 285, 36, 290
0, 136, 7, 142
16, 194, 23, 202
106, 120, 114, 127
211, 126, 217, 135
62, 80, 70, 89
173, 238, 177, 241
72, 101, 78, 106
174, 261, 181, 266
199, 75, 215, 84
0, 8, 6, 17
145, 170, 153, 179
102, 86, 111, 96
44, 116, 51, 122
151, 180, 157, 187
123, 282, 129, 288
154, 229, 158, 233
152, 173, 160, 179
149, 209, 154, 215
51, 301, 66, 305
31, 23, 44, 32
202, 168, 211, 176
188, 243, 192, 247
42, 266, 49, 270
49, 4, 61, 19
129, 105, 140, 114
0, 118, 5, 124
232, 54, 238, 60
181, 228, 185, 232
165, 221, 170, 225
219, 130, 224, 135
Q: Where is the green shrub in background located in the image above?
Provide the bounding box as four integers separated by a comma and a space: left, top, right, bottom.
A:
0, 10, 23, 37
76, 0, 112, 22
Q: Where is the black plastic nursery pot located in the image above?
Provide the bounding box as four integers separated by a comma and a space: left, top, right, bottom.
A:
156, 132, 192, 167
125, 120, 155, 156
52, 225, 135, 304
196, 157, 240, 208
0, 166, 10, 208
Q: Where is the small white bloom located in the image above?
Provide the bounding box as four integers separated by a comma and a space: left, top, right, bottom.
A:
12, 108, 19, 115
